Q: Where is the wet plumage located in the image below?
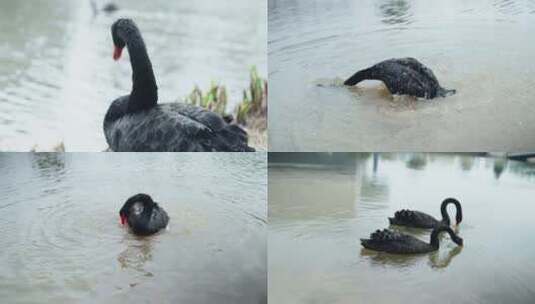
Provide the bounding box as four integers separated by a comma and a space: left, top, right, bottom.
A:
388, 198, 463, 229
344, 57, 456, 99
119, 193, 169, 236
104, 18, 253, 152
360, 226, 463, 254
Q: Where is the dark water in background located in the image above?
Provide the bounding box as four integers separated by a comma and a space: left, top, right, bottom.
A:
269, 0, 535, 151
0, 153, 267, 303
0, 0, 266, 151
269, 153, 535, 303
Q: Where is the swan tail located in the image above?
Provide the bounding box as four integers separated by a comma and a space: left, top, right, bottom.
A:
344, 68, 373, 86
212, 124, 255, 152
438, 87, 456, 97
360, 238, 377, 250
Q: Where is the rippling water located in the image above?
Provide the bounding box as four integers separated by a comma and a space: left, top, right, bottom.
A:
0, 153, 267, 303
0, 0, 266, 151
269, 0, 535, 151
269, 153, 535, 303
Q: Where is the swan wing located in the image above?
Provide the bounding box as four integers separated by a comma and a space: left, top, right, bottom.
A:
394, 58, 440, 84
105, 102, 251, 151
147, 203, 169, 233
363, 229, 428, 253
164, 103, 226, 132
392, 209, 438, 228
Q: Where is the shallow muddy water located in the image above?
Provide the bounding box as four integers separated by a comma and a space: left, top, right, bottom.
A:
0, 0, 266, 151
0, 153, 267, 303
269, 0, 535, 151
269, 153, 535, 303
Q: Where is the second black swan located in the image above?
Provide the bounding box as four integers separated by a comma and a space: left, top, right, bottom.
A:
119, 193, 169, 236
344, 57, 456, 99
388, 198, 462, 229
105, 18, 254, 152
360, 226, 463, 254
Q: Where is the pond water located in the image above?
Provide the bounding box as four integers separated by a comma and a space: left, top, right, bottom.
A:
269, 0, 535, 151
0, 153, 267, 303
269, 153, 535, 303
0, 0, 266, 151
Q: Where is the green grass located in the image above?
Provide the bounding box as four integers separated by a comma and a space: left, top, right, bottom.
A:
185, 82, 228, 116
184, 66, 267, 130
236, 66, 267, 127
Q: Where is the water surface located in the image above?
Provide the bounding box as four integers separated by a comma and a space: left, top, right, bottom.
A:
269, 153, 535, 303
0, 153, 267, 303
0, 0, 266, 151
269, 0, 535, 151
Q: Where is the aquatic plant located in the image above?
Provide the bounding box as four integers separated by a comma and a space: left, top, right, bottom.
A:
184, 82, 228, 116
236, 66, 267, 128
184, 66, 267, 128
183, 66, 267, 149
30, 141, 65, 152
53, 142, 65, 152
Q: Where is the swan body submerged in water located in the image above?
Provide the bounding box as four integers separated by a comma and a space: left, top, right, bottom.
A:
344, 58, 456, 99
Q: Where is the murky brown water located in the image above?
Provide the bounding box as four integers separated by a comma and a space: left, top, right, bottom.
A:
0, 153, 267, 303
0, 0, 266, 151
269, 153, 535, 303
269, 0, 535, 151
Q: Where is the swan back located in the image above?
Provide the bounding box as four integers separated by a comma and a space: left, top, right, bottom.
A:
361, 229, 431, 254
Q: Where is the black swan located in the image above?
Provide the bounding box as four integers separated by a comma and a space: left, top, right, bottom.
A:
344, 57, 456, 99
388, 198, 462, 229
105, 18, 254, 152
119, 193, 169, 236
360, 226, 463, 254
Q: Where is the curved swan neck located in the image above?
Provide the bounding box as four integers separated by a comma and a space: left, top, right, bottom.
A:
344, 67, 377, 85
430, 226, 450, 249
430, 226, 462, 249
440, 198, 462, 225
115, 20, 158, 112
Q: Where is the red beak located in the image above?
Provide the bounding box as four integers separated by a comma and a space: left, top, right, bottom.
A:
113, 46, 123, 61
120, 215, 126, 225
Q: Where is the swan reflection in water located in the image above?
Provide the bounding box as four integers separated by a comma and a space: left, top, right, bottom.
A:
31, 152, 66, 177
360, 244, 463, 269
117, 236, 154, 278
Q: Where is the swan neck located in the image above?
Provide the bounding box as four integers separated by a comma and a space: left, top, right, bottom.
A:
440, 200, 451, 225
441, 198, 462, 224
430, 226, 457, 249
121, 26, 158, 111
430, 227, 443, 249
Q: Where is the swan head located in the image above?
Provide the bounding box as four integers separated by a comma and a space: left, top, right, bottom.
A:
452, 235, 463, 247
111, 18, 133, 60
441, 197, 462, 225
456, 211, 463, 224
119, 193, 155, 225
